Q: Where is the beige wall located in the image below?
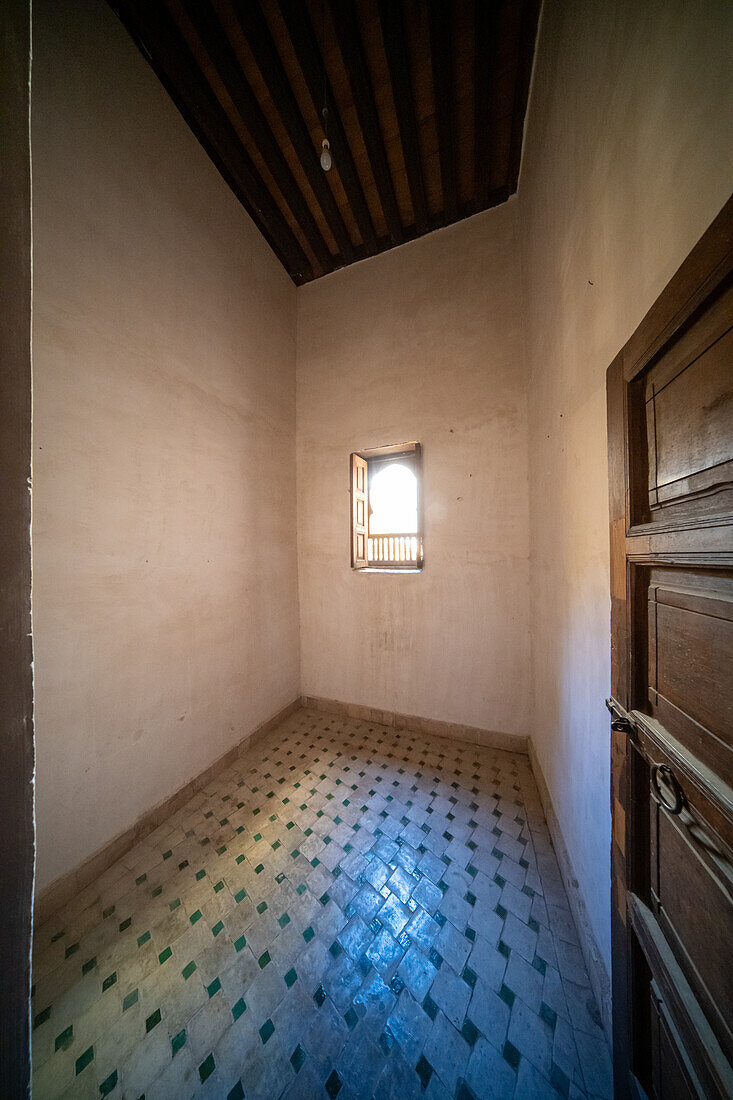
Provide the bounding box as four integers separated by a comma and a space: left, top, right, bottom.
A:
32, 0, 300, 894
519, 0, 733, 977
296, 204, 531, 741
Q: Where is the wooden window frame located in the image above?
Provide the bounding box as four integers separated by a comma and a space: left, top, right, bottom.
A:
350, 442, 424, 571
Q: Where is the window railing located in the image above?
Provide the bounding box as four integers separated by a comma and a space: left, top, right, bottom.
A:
367, 533, 421, 566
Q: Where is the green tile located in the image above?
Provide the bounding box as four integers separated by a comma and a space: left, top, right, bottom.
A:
256, 901, 267, 915
503, 1039, 521, 1070
213, 880, 225, 893
34, 1006, 51, 1029
135, 873, 147, 885
169, 898, 181, 911
158, 947, 172, 965
102, 905, 115, 919
199, 1053, 215, 1083
137, 931, 151, 948
296, 883, 307, 896
319, 892, 330, 906
190, 910, 202, 925
290, 1044, 306, 1073
259, 1018, 275, 1044
253, 833, 262, 842
75, 1046, 94, 1075
182, 961, 197, 981
162, 849, 172, 860
146, 1008, 161, 1033
234, 935, 247, 953
82, 956, 96, 975
172, 1028, 186, 1056
235, 854, 246, 864
122, 988, 139, 1012
151, 885, 163, 898
234, 889, 246, 903
278, 913, 290, 928
232, 997, 246, 1021
207, 977, 221, 998
195, 870, 206, 881
65, 943, 79, 959
258, 951, 270, 969
272, 840, 281, 851
290, 849, 300, 859
254, 863, 264, 875
55, 1024, 74, 1052
284, 968, 297, 988
102, 971, 117, 992
99, 1068, 118, 1096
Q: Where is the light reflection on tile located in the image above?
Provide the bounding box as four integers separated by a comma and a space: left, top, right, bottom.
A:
31, 708, 609, 1098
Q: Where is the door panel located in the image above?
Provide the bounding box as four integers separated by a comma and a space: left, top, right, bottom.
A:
607, 196, 733, 1099
641, 565, 733, 776
643, 282, 733, 519
649, 981, 703, 1100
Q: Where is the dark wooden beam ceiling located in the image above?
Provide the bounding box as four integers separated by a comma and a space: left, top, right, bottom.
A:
112, 0, 313, 281
427, 0, 458, 223
179, 0, 333, 273
277, 0, 379, 256
328, 0, 403, 247
377, 0, 428, 235
231, 0, 356, 266
110, 0, 541, 284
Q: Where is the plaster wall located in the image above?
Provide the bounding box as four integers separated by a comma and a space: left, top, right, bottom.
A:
296, 204, 531, 740
519, 0, 733, 978
32, 0, 300, 894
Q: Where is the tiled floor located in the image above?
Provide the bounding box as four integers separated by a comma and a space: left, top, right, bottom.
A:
32, 708, 613, 1099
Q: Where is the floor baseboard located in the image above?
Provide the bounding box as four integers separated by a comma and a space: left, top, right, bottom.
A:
301, 694, 528, 754
527, 737, 612, 1040
34, 698, 302, 928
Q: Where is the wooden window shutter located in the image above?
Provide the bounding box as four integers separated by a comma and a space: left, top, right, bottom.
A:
351, 453, 368, 568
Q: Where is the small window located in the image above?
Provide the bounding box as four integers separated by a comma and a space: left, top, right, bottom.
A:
350, 442, 423, 571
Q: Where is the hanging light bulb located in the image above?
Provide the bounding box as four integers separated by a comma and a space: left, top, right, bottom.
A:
320, 105, 332, 171
317, 5, 332, 173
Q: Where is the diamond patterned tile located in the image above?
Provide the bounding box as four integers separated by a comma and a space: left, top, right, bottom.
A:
31, 708, 608, 1098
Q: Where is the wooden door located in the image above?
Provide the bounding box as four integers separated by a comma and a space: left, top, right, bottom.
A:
607, 196, 733, 1100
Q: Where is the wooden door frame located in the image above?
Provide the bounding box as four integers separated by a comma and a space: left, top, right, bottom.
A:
0, 0, 35, 1093
606, 195, 733, 1098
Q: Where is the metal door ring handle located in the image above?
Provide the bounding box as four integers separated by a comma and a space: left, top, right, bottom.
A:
651, 764, 684, 816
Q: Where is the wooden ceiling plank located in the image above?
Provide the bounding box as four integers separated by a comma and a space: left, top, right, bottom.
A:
230, 0, 356, 263
507, 0, 541, 192
113, 0, 312, 281
427, 0, 458, 222
377, 0, 428, 234
178, 0, 334, 273
473, 0, 495, 211
277, 0, 379, 256
328, 0, 404, 246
